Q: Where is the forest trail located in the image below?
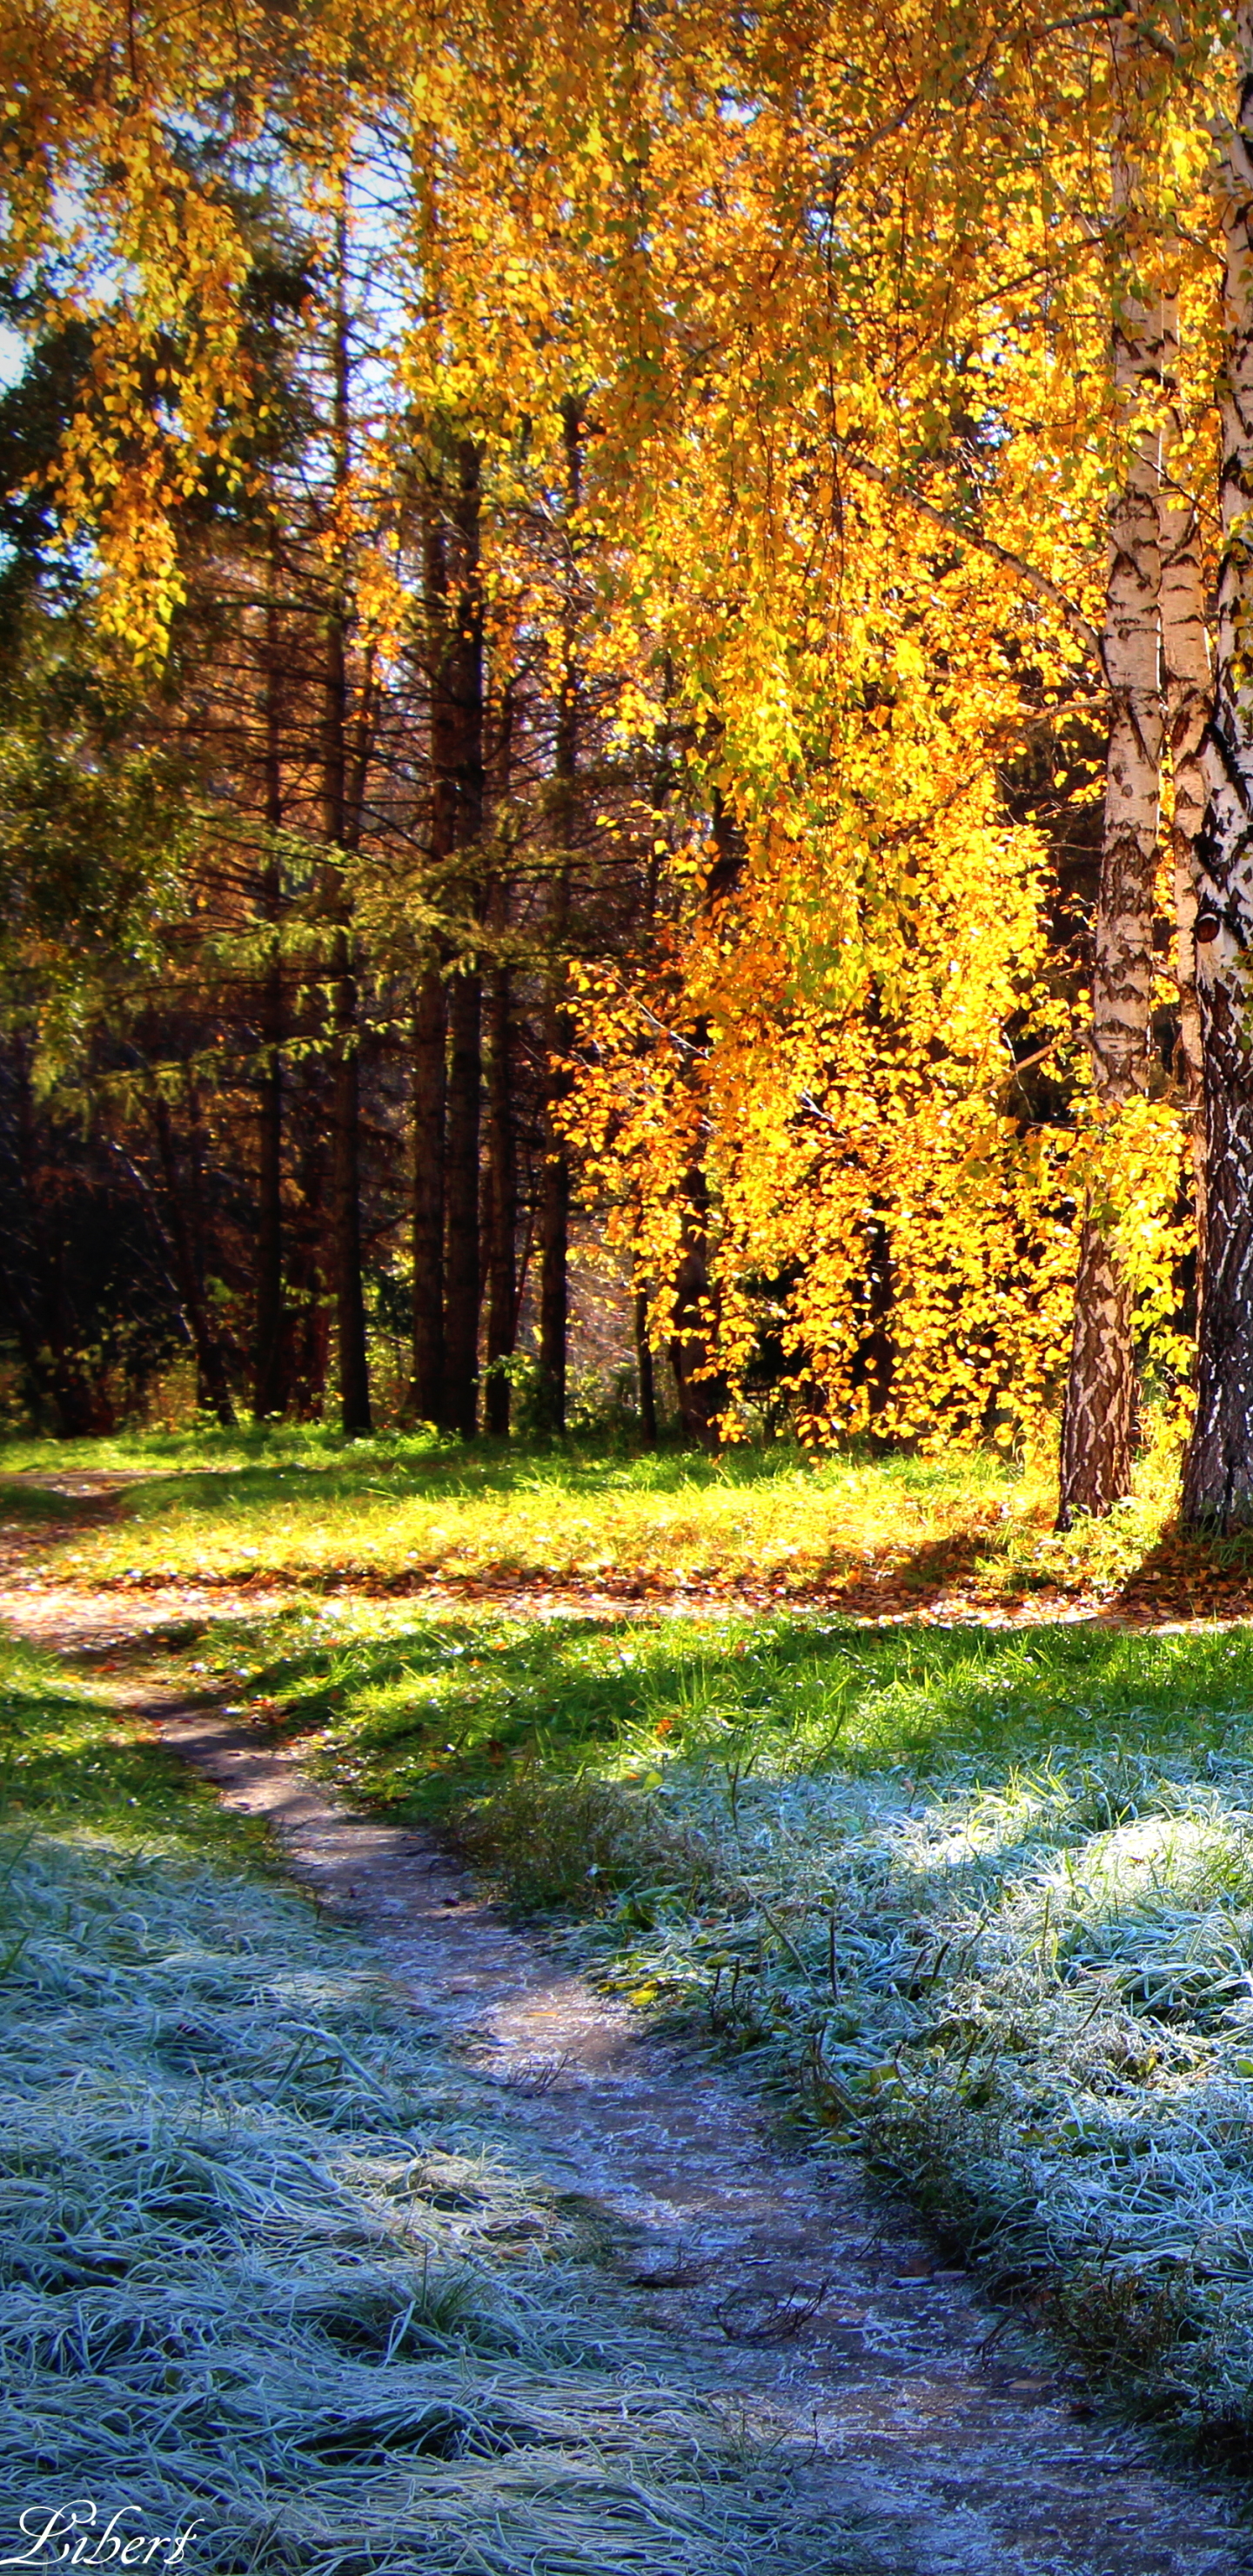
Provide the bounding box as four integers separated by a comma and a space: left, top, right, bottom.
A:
2, 1565, 1250, 2576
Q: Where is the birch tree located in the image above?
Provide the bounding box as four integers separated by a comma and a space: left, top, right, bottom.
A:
1057, 82, 1165, 1526
1182, 8, 1253, 1527
1160, 290, 1211, 1273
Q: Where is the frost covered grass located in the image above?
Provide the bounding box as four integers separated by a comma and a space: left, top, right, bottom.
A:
193, 1598, 1253, 2454
0, 1647, 854, 2576
472, 1734, 1253, 2458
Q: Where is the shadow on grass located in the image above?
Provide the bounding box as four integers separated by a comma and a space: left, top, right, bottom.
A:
1107, 1521, 1253, 1620
0, 1640, 265, 1851
0, 1475, 117, 1526
5, 1425, 1029, 1547
146, 1605, 1253, 1835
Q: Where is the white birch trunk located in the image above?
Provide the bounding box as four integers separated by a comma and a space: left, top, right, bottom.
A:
1159, 293, 1209, 1273
1182, 7, 1253, 1526
1057, 117, 1164, 1526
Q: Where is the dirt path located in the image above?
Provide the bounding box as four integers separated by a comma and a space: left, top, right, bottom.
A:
3, 1576, 1250, 2576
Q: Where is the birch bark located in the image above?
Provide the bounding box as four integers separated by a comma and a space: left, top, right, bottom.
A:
1057, 124, 1164, 1526
1181, 13, 1253, 1526
1159, 294, 1210, 1274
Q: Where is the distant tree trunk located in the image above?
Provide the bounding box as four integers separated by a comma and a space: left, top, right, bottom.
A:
536, 398, 582, 1433
1183, 17, 1253, 1526
408, 467, 456, 1428
323, 208, 372, 1439
410, 963, 446, 1421
634, 1287, 658, 1446
254, 553, 286, 1419
1160, 294, 1210, 1285
536, 936, 571, 1432
484, 954, 517, 1434
151, 1090, 236, 1427
444, 963, 482, 1436
286, 1072, 331, 1419
1057, 118, 1163, 1527
667, 782, 742, 1451
438, 436, 486, 1439
669, 1164, 728, 1448
852, 1209, 895, 1426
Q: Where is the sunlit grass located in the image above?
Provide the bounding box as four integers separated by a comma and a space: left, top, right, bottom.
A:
3, 1419, 1190, 1602
175, 1596, 1253, 1821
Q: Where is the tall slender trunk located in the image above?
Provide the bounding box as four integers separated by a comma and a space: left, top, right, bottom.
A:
537, 399, 582, 1432
1057, 114, 1164, 1526
536, 893, 571, 1432
668, 1158, 728, 1446
411, 964, 446, 1421
1182, 16, 1253, 1526
484, 954, 517, 1434
439, 437, 485, 1438
667, 782, 740, 1451
287, 1070, 331, 1419
633, 1286, 658, 1446
254, 550, 286, 1419
444, 968, 482, 1435
1160, 297, 1210, 1282
409, 479, 454, 1426
151, 1090, 236, 1427
324, 207, 372, 1438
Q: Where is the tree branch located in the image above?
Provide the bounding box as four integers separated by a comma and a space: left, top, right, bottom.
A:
841, 448, 1105, 669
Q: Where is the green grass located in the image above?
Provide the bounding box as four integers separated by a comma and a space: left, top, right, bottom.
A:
8, 1419, 1157, 1601
0, 1628, 271, 1855
160, 1592, 1253, 2458
9, 1405, 1224, 1614
19, 1419, 1253, 2462
0, 1640, 857, 2575
172, 1599, 1253, 1821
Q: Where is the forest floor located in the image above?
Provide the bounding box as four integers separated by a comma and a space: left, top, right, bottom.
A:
8, 1432, 1253, 2570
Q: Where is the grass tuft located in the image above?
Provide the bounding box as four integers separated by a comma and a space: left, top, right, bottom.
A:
0, 1645, 860, 2576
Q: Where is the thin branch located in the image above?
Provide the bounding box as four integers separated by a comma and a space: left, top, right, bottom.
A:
841, 448, 1104, 669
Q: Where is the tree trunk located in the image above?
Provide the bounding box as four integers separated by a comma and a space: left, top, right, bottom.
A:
444, 964, 481, 1434
151, 1090, 237, 1427
323, 207, 372, 1439
1160, 296, 1210, 1283
1057, 111, 1163, 1526
286, 1071, 331, 1419
669, 1162, 728, 1448
536, 399, 582, 1433
536, 974, 570, 1432
634, 1287, 658, 1445
1182, 15, 1253, 1526
329, 950, 372, 1437
484, 954, 517, 1436
410, 963, 446, 1422
437, 437, 486, 1439
665, 785, 743, 1452
254, 556, 286, 1419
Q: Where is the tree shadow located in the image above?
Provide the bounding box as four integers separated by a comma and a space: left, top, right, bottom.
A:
125, 1598, 1253, 1828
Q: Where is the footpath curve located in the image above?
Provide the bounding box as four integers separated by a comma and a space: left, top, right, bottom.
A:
1, 1555, 1246, 2576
